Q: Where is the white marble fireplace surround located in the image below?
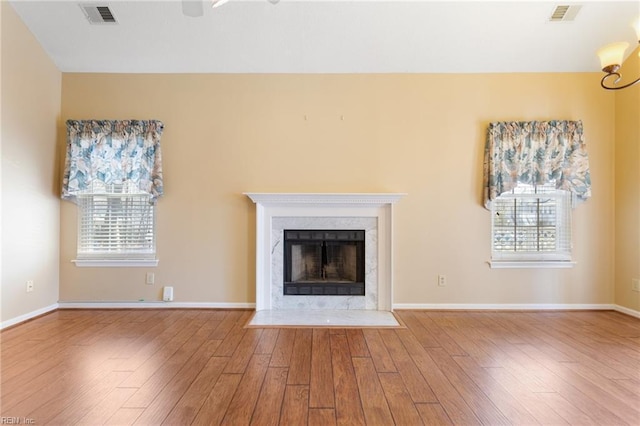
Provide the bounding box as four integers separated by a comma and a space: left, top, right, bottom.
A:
244, 193, 405, 318
271, 216, 376, 310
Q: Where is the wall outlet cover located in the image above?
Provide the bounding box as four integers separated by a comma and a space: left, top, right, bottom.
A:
163, 286, 174, 302
438, 275, 446, 287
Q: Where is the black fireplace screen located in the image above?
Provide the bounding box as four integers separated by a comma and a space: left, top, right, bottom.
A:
283, 230, 365, 296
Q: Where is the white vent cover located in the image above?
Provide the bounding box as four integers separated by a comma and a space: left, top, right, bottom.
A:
549, 5, 582, 22
79, 4, 117, 24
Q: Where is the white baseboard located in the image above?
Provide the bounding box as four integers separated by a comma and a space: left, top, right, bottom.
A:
3, 302, 635, 330
392, 303, 616, 311
0, 304, 59, 330
613, 304, 640, 319
57, 301, 256, 309
392, 303, 640, 319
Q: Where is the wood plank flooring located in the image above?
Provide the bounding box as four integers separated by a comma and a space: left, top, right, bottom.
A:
1, 309, 639, 425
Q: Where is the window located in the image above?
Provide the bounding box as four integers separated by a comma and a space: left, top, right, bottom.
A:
75, 183, 157, 266
483, 120, 589, 268
491, 181, 573, 266
62, 120, 164, 267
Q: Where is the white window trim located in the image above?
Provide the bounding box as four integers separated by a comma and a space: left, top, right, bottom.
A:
488, 260, 576, 269
72, 259, 159, 268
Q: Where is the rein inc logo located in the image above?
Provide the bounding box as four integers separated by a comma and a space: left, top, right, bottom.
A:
0, 418, 35, 425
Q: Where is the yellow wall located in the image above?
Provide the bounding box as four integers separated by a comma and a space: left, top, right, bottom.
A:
615, 46, 640, 311
1, 3, 61, 323
60, 72, 616, 306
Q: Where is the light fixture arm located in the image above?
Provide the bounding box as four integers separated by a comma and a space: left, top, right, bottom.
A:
600, 69, 640, 90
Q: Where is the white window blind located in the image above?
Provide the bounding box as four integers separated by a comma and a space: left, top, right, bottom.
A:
491, 181, 571, 261
77, 183, 156, 260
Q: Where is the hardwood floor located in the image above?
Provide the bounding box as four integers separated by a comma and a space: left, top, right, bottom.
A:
1, 309, 639, 425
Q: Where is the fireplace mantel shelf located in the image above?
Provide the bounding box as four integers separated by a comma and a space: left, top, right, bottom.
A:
244, 193, 406, 206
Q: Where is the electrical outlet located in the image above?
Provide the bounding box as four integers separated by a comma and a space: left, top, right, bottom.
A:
438, 274, 446, 287
26, 280, 34, 293
632, 278, 640, 292
145, 272, 155, 285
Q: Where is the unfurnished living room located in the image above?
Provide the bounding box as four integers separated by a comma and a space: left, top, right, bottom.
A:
1, 0, 639, 425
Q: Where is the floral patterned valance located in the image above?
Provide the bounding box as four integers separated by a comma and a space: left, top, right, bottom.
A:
62, 120, 164, 203
483, 120, 591, 209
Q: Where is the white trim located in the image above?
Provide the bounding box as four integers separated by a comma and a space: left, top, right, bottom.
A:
0, 304, 59, 330
393, 303, 615, 311
72, 259, 159, 267
57, 301, 255, 309
244, 193, 406, 206
488, 260, 576, 269
613, 304, 640, 319
2, 303, 636, 329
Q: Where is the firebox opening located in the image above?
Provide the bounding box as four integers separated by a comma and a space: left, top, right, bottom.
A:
284, 230, 365, 296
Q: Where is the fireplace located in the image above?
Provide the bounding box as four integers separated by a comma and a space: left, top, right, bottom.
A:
284, 230, 365, 296
244, 192, 405, 312
272, 217, 376, 310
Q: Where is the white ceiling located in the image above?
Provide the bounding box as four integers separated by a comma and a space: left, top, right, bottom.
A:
8, 0, 640, 74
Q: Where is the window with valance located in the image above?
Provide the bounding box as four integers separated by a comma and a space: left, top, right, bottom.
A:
483, 120, 591, 267
62, 120, 164, 266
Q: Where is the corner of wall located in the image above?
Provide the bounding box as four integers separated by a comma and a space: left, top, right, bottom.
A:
1, 2, 62, 325
614, 45, 640, 312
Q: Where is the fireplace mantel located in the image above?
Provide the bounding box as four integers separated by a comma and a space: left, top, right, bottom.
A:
244, 193, 406, 206
244, 192, 406, 312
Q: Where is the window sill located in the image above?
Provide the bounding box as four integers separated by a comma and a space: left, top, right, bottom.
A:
72, 259, 159, 267
488, 260, 576, 269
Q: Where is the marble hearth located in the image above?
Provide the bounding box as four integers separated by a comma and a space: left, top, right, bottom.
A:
244, 193, 405, 322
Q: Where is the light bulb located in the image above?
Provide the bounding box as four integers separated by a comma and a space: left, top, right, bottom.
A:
597, 42, 629, 70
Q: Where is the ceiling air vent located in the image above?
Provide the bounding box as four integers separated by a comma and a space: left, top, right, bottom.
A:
549, 5, 582, 22
79, 4, 118, 25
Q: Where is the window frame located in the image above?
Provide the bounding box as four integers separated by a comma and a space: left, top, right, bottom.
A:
489, 182, 575, 269
73, 186, 158, 268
